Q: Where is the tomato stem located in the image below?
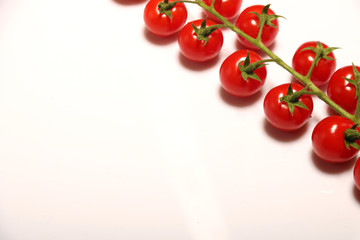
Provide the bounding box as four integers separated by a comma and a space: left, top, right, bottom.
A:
305, 56, 318, 79
355, 97, 360, 121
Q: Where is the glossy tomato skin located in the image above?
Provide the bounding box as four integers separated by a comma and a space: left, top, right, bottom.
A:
144, 0, 187, 37
354, 158, 360, 190
235, 5, 279, 50
202, 0, 243, 22
327, 65, 360, 115
292, 41, 336, 87
312, 116, 359, 163
178, 19, 224, 62
220, 50, 267, 97
263, 83, 314, 131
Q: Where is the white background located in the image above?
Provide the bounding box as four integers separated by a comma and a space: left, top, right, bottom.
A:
0, 0, 360, 239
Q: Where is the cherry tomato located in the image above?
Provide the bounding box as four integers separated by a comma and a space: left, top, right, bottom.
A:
292, 41, 336, 87
354, 158, 360, 190
144, 0, 187, 37
202, 0, 243, 22
263, 83, 313, 131
235, 5, 279, 50
312, 116, 359, 163
327, 65, 360, 115
178, 19, 224, 62
220, 50, 267, 97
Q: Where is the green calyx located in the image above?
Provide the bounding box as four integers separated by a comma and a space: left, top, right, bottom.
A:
158, 0, 177, 22
279, 84, 310, 116
250, 4, 285, 29
301, 41, 339, 66
192, 18, 222, 46
238, 51, 272, 82
344, 124, 360, 150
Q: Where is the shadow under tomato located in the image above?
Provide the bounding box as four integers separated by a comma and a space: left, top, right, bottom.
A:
311, 151, 356, 174
353, 185, 360, 205
263, 118, 309, 142
112, 0, 147, 5
143, 27, 179, 45
178, 52, 220, 71
219, 86, 263, 107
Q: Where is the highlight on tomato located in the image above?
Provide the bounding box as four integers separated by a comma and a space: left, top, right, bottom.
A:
144, 0, 188, 37
219, 50, 267, 97
202, 0, 243, 22
178, 18, 224, 62
263, 83, 314, 131
235, 4, 281, 50
292, 41, 337, 87
312, 116, 360, 163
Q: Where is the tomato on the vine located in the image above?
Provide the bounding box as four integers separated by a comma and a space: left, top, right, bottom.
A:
263, 83, 313, 131
354, 158, 360, 190
312, 116, 359, 163
292, 41, 336, 87
220, 50, 267, 97
178, 19, 224, 62
327, 65, 360, 115
235, 5, 279, 50
144, 0, 187, 37
202, 0, 243, 22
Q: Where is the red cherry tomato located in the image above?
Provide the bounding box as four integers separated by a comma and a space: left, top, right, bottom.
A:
144, 0, 187, 37
235, 5, 279, 50
292, 41, 336, 87
312, 116, 359, 163
178, 19, 224, 62
220, 50, 267, 97
202, 0, 243, 22
354, 158, 360, 190
327, 65, 360, 115
263, 83, 314, 131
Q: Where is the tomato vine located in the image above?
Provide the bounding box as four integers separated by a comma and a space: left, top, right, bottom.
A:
143, 0, 360, 191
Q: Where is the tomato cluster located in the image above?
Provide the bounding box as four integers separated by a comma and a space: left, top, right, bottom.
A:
143, 0, 360, 192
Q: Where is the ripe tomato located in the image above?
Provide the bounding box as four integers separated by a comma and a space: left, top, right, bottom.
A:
327, 65, 360, 115
312, 116, 359, 163
144, 0, 187, 37
178, 19, 224, 62
292, 41, 336, 87
354, 158, 360, 190
235, 5, 279, 50
220, 50, 267, 97
202, 0, 243, 22
263, 83, 313, 131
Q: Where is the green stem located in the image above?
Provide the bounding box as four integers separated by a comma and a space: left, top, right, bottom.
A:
305, 55, 319, 79
209, 24, 227, 29
257, 21, 265, 41
355, 93, 360, 121
172, 0, 198, 4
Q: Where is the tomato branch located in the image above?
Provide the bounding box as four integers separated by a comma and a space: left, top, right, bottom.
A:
195, 0, 359, 124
